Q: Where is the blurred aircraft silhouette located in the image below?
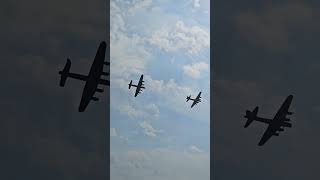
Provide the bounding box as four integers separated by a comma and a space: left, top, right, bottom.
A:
59, 41, 109, 112
244, 95, 294, 146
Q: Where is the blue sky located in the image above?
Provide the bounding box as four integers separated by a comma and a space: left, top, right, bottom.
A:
110, 0, 210, 179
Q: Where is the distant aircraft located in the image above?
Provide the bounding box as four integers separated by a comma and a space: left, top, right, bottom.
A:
128, 74, 145, 97
244, 95, 294, 146
186, 92, 202, 108
59, 41, 110, 112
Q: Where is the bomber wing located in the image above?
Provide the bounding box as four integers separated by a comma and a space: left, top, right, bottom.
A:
258, 126, 276, 146
191, 92, 201, 108
273, 95, 293, 121
257, 95, 293, 146
78, 41, 109, 112
134, 74, 145, 97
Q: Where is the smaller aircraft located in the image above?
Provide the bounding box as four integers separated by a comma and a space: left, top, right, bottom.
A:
186, 92, 202, 108
128, 74, 145, 97
244, 95, 294, 146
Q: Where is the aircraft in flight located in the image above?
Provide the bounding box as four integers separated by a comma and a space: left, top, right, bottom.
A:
186, 92, 202, 108
128, 74, 145, 97
58, 41, 110, 112
244, 95, 294, 146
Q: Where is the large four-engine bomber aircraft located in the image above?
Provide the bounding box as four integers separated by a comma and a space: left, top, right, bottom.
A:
186, 92, 202, 108
128, 74, 145, 97
59, 41, 110, 112
244, 95, 294, 146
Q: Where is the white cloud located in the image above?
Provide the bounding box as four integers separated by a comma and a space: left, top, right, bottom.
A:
188, 145, 203, 153
111, 1, 151, 79
139, 121, 162, 137
111, 128, 118, 137
118, 103, 160, 120
111, 33, 151, 78
147, 77, 193, 96
120, 136, 129, 143
110, 127, 129, 143
111, 149, 210, 180
128, 0, 153, 14
182, 62, 209, 79
145, 103, 160, 118
118, 104, 145, 119
149, 20, 209, 54
194, 0, 201, 8
111, 1, 126, 40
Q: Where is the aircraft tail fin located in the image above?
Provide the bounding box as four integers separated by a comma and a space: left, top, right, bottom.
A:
186, 95, 191, 102
244, 106, 259, 128
128, 80, 132, 89
59, 59, 71, 87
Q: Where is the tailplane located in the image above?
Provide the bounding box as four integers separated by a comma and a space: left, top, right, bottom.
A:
186, 95, 191, 102
244, 106, 259, 128
128, 80, 132, 89
59, 59, 71, 87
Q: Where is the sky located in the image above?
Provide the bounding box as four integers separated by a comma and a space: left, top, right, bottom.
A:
213, 0, 320, 179
110, 0, 210, 179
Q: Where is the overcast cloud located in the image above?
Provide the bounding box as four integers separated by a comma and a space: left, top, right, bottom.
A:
0, 0, 108, 179
213, 0, 320, 179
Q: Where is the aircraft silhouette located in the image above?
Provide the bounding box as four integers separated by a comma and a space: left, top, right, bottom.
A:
59, 41, 110, 112
244, 95, 294, 146
128, 74, 145, 97
186, 92, 202, 108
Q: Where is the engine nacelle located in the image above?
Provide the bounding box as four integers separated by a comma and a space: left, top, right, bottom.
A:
273, 132, 279, 136
282, 122, 292, 128
96, 88, 104, 93
102, 72, 109, 76
278, 128, 284, 131
92, 97, 99, 101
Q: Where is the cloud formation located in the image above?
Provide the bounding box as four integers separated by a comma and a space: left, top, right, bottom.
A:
194, 0, 201, 8
188, 145, 204, 153
128, 0, 153, 14
139, 121, 163, 137
183, 62, 209, 79
111, 128, 118, 137
149, 20, 209, 54
110, 1, 210, 179
235, 1, 315, 51
111, 148, 209, 180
